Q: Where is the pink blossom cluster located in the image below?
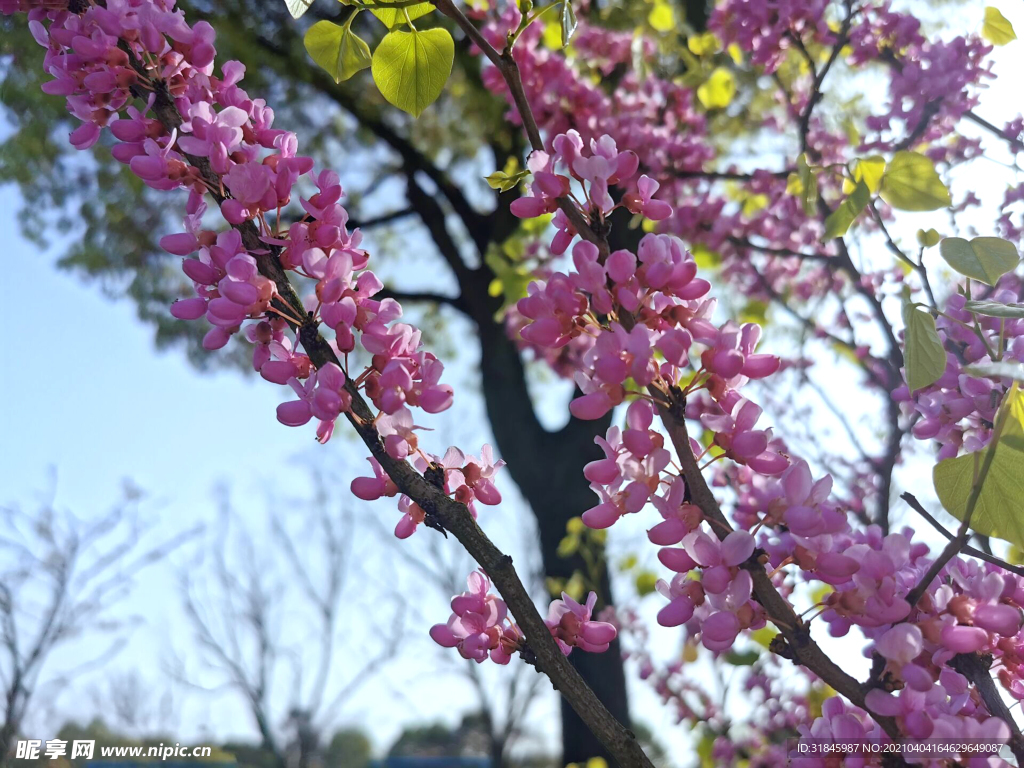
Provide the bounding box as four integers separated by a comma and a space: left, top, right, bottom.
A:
13, 0, 1024, 751
476, 0, 999, 349
352, 445, 505, 538
863, 34, 993, 150
895, 282, 1024, 460
430, 572, 617, 663
709, 0, 833, 72
509, 130, 672, 254
429, 571, 525, 664
501, 112, 1024, 744
10, 0, 485, 538
611, 604, 831, 764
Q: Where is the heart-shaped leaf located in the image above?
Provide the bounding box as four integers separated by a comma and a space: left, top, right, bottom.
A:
370, 0, 435, 29
983, 6, 1016, 46
939, 237, 1020, 286
304, 18, 372, 83
371, 28, 453, 118
880, 151, 951, 211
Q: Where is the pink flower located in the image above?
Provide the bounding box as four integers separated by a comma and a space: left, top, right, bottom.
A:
624, 175, 672, 221
545, 592, 618, 654
430, 572, 523, 664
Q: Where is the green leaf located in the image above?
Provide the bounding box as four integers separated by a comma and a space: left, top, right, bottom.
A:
369, 0, 435, 29
964, 299, 1024, 319
823, 180, 871, 239
566, 516, 586, 535
635, 571, 658, 596
545, 577, 565, 597
795, 153, 818, 216
560, 1, 578, 48
879, 151, 952, 211
485, 167, 529, 193
853, 155, 885, 194
285, 0, 315, 18
964, 361, 1024, 382
557, 534, 579, 558
901, 295, 947, 393
983, 6, 1016, 45
939, 237, 1020, 286
697, 67, 735, 109
934, 384, 1024, 549
371, 28, 454, 118
687, 32, 720, 56
485, 249, 533, 317
304, 18, 372, 83
724, 649, 760, 666
647, 0, 674, 32
917, 228, 941, 248
563, 571, 585, 601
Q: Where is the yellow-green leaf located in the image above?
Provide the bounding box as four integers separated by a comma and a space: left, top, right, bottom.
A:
485, 250, 532, 317
541, 18, 562, 49
687, 31, 719, 55
285, 0, 314, 18
635, 571, 658, 596
485, 168, 529, 192
750, 628, 776, 649
563, 571, 585, 601
934, 384, 1024, 549
691, 244, 721, 269
854, 155, 885, 194
371, 28, 454, 118
823, 180, 871, 239
557, 534, 579, 558
648, 0, 674, 32
560, 0, 578, 47
794, 153, 818, 216
879, 151, 952, 212
902, 295, 946, 393
369, 0, 435, 29
938, 237, 1020, 286
738, 299, 768, 325
917, 228, 941, 248
983, 6, 1016, 45
304, 18, 372, 83
697, 67, 735, 110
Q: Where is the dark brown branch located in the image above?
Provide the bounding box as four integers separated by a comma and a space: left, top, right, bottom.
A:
645, 387, 906, 751
949, 652, 1024, 765
428, 1, 913, 749
901, 493, 1024, 578
377, 287, 466, 312
348, 207, 418, 231
130, 42, 649, 768
674, 168, 791, 182
867, 201, 936, 308
965, 109, 1024, 154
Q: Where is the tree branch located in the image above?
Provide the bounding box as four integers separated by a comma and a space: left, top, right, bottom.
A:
130, 50, 651, 768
